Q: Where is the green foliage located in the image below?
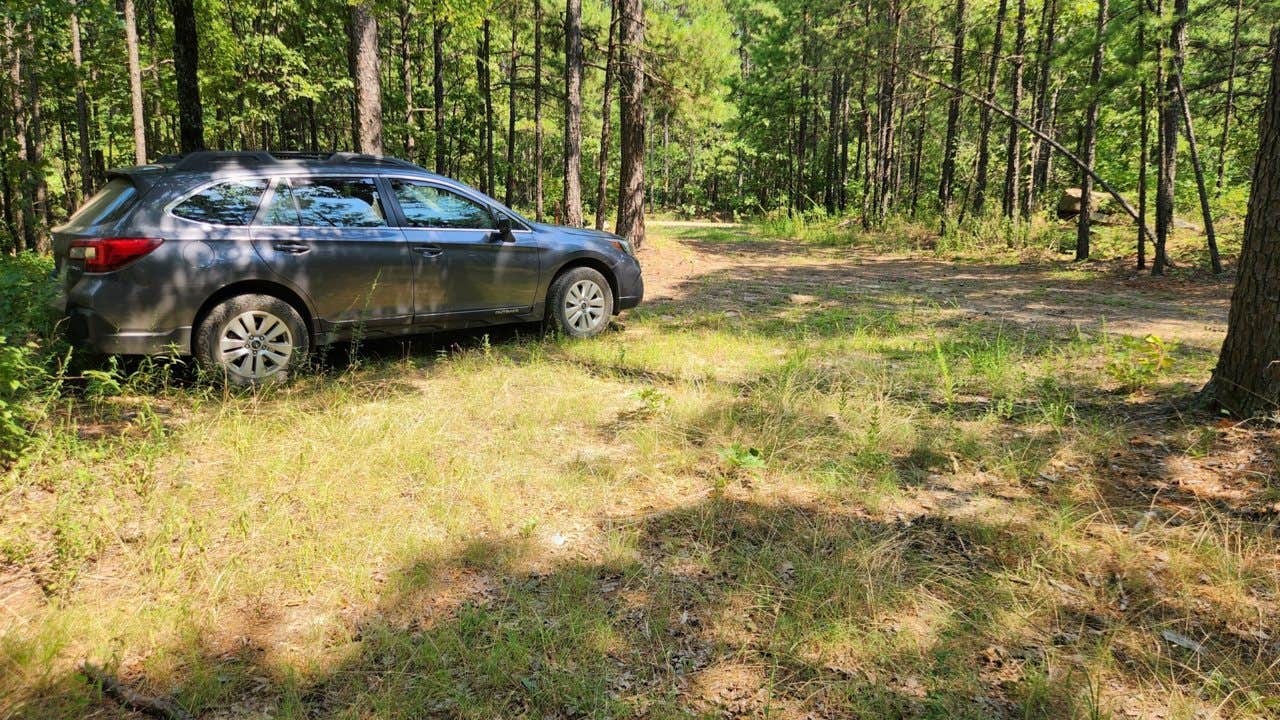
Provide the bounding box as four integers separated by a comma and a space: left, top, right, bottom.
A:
1106, 334, 1177, 392
718, 442, 765, 468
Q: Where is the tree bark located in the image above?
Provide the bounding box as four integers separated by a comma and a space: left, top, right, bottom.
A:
594, 0, 617, 230
171, 0, 204, 153
1205, 34, 1280, 417
874, 0, 901, 220
1075, 0, 1107, 261
351, 2, 383, 155
123, 0, 147, 164
1003, 0, 1027, 219
972, 0, 1008, 215
938, 0, 965, 215
615, 0, 645, 246
561, 0, 584, 225
476, 20, 494, 195
7, 16, 34, 251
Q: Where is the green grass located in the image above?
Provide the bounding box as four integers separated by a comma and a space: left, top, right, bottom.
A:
1, 225, 1275, 719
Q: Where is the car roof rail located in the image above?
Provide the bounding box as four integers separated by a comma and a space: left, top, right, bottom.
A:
325, 152, 421, 170
161, 150, 424, 172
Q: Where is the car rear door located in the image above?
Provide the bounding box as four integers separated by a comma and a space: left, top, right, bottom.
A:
250, 175, 414, 328
387, 178, 540, 318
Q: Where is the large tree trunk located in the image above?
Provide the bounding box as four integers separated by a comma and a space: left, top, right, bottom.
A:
594, 0, 617, 230
533, 0, 545, 221
1215, 0, 1242, 193
123, 0, 146, 164
22, 14, 46, 246
8, 16, 34, 251
615, 0, 645, 247
562, 0, 584, 226
433, 20, 445, 174
171, 0, 204, 153
1205, 35, 1280, 417
70, 1, 93, 197
1075, 0, 1107, 261
972, 0, 1008, 215
351, 2, 383, 155
1003, 0, 1027, 219
937, 0, 965, 216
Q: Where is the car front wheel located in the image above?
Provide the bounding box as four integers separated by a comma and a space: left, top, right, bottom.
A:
194, 294, 309, 385
548, 267, 614, 338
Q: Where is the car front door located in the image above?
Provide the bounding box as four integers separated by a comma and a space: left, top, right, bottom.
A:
251, 176, 414, 328
388, 179, 540, 318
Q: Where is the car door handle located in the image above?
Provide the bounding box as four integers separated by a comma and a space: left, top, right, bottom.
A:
414, 245, 444, 258
272, 242, 311, 255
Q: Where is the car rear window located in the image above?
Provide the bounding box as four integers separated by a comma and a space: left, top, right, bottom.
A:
172, 179, 269, 226
66, 177, 138, 229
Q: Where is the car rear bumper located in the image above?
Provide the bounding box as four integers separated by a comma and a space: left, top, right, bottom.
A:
65, 306, 191, 356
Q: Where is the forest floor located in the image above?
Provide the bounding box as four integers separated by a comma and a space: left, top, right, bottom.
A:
2, 222, 1277, 719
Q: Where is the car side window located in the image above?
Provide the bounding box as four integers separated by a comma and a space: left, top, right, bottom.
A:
287, 177, 387, 228
391, 180, 496, 230
172, 179, 268, 226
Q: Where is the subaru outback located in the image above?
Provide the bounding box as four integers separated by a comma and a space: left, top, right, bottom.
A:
52, 151, 644, 384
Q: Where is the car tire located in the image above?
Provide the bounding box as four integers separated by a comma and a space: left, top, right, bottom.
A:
194, 294, 309, 386
547, 267, 614, 338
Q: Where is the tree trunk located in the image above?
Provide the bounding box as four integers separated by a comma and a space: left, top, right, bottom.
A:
1154, 0, 1184, 276
70, 1, 93, 197
534, 0, 545, 221
874, 0, 901, 220
1205, 35, 1280, 417
433, 20, 445, 174
1003, 0, 1027, 219
123, 0, 146, 164
1030, 0, 1058, 205
506, 0, 519, 207
400, 0, 415, 159
594, 0, 617, 230
171, 0, 204, 153
7, 16, 33, 251
1075, 0, 1107, 261
562, 0, 584, 226
615, 0, 645, 246
23, 14, 47, 245
1175, 75, 1221, 273
351, 2, 383, 155
476, 20, 494, 195
938, 0, 965, 216
972, 0, 1008, 215
1215, 0, 1242, 193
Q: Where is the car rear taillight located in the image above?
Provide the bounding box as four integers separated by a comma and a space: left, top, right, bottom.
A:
68, 237, 163, 273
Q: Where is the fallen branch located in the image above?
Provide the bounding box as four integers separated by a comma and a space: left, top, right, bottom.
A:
897, 64, 1158, 248
82, 662, 194, 720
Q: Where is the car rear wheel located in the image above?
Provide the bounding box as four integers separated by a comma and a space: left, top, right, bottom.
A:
548, 267, 614, 338
195, 294, 309, 385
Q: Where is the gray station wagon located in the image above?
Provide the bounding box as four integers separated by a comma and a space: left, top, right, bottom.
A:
52, 151, 644, 384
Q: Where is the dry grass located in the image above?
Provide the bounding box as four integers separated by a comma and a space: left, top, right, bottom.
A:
1, 222, 1276, 719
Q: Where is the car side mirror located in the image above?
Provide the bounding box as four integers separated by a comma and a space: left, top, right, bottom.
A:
495, 217, 516, 243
